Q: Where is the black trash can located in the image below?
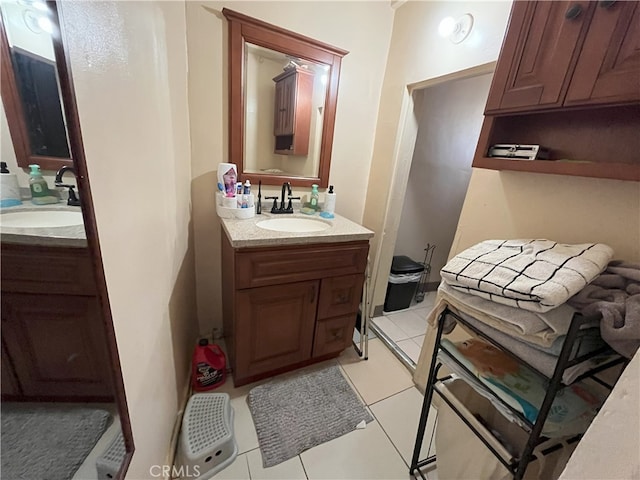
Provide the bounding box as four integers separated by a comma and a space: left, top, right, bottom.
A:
383, 255, 425, 312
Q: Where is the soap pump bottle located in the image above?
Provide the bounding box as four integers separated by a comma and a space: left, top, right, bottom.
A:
324, 185, 336, 214
28, 164, 58, 205
310, 184, 319, 211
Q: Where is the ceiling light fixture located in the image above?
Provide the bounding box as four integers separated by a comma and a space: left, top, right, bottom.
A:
438, 14, 474, 44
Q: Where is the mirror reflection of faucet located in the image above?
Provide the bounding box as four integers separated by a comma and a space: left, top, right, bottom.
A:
54, 166, 81, 207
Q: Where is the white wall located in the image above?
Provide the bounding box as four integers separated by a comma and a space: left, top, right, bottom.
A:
58, 2, 198, 477
363, 1, 513, 310
186, 1, 394, 335
394, 73, 493, 284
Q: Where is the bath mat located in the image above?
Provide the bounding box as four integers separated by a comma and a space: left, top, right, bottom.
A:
1, 403, 112, 480
248, 364, 373, 467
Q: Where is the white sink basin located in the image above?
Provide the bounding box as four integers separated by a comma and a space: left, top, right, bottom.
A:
256, 217, 331, 233
1, 210, 84, 228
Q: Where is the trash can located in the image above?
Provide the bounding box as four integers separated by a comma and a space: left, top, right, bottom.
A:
383, 255, 424, 312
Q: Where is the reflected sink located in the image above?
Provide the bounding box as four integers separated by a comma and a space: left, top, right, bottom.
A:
1, 210, 84, 228
256, 217, 331, 233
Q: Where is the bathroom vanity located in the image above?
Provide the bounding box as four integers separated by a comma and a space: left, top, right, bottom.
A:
0, 205, 113, 401
220, 213, 373, 386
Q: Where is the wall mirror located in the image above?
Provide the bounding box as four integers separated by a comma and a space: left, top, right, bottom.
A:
0, 0, 71, 171
0, 2, 133, 478
223, 9, 348, 188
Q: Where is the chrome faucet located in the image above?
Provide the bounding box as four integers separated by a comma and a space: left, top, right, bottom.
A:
54, 166, 81, 206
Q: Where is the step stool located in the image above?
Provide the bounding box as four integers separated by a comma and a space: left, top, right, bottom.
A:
176, 392, 238, 480
96, 431, 125, 480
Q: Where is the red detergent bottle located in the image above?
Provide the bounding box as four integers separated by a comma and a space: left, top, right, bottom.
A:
191, 339, 226, 392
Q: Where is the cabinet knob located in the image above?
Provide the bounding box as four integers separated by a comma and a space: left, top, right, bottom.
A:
599, 0, 616, 8
565, 4, 583, 19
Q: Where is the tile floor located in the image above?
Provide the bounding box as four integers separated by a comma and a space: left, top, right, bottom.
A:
206, 339, 438, 480
371, 292, 437, 365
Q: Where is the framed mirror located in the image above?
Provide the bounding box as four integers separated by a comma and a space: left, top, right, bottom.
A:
0, 0, 72, 171
0, 2, 133, 478
223, 9, 348, 188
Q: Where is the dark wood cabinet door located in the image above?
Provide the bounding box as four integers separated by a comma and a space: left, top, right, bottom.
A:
273, 72, 295, 136
1, 292, 112, 399
1, 341, 20, 396
485, 1, 595, 114
235, 280, 318, 380
317, 274, 364, 320
565, 1, 640, 106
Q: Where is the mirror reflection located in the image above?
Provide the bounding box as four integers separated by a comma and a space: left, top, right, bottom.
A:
244, 42, 328, 179
0, 0, 71, 170
1, 1, 130, 478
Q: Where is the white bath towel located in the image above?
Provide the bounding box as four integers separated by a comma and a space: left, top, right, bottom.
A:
441, 239, 613, 313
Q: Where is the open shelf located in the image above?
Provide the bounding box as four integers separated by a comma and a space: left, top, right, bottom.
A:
473, 104, 640, 182
473, 157, 640, 182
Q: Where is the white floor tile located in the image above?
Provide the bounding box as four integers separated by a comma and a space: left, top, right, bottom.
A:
388, 310, 428, 338
301, 420, 409, 480
413, 335, 426, 349
210, 453, 250, 480
246, 449, 306, 480
213, 377, 259, 454
369, 387, 437, 466
338, 339, 414, 405
396, 339, 422, 363
371, 316, 410, 342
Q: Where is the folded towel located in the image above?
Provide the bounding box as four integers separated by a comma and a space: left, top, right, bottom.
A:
569, 261, 640, 358
439, 282, 577, 347
441, 239, 613, 313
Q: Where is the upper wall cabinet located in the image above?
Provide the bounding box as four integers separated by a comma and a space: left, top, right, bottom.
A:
485, 1, 639, 115
474, 0, 640, 182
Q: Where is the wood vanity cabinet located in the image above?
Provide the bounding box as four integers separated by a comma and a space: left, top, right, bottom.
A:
273, 66, 314, 156
1, 243, 113, 401
474, 0, 640, 181
222, 233, 368, 386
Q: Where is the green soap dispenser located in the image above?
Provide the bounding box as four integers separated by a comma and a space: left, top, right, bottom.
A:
310, 184, 319, 211
28, 164, 58, 205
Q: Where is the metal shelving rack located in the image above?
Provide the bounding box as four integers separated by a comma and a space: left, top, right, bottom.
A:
410, 307, 626, 480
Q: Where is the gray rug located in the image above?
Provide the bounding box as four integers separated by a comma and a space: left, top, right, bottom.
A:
248, 364, 373, 467
1, 403, 112, 480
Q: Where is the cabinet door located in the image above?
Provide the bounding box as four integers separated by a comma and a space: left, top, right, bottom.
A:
317, 274, 364, 320
1, 292, 112, 398
235, 280, 318, 380
485, 1, 595, 114
274, 73, 296, 136
565, 1, 640, 106
1, 341, 20, 396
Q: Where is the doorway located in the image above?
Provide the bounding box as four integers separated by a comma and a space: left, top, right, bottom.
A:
369, 70, 494, 369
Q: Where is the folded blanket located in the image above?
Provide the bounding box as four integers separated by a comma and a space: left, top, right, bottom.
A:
569, 261, 640, 358
441, 239, 613, 313
438, 282, 577, 347
455, 311, 610, 384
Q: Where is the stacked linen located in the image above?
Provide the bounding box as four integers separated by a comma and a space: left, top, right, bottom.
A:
441, 239, 613, 313
431, 239, 615, 385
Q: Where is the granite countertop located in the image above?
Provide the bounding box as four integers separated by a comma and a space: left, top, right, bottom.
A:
0, 202, 87, 247
219, 210, 374, 248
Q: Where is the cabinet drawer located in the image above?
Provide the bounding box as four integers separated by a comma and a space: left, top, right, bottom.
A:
312, 314, 356, 358
1, 244, 96, 296
235, 241, 368, 289
317, 274, 364, 320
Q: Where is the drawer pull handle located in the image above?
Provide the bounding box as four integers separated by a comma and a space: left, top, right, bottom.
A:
565, 4, 583, 19
599, 0, 616, 8
310, 286, 316, 303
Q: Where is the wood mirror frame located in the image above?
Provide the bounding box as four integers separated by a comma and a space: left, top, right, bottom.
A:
223, 9, 348, 188
0, 11, 72, 172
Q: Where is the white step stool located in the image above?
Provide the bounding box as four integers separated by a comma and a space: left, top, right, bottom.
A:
96, 431, 125, 480
176, 392, 238, 479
